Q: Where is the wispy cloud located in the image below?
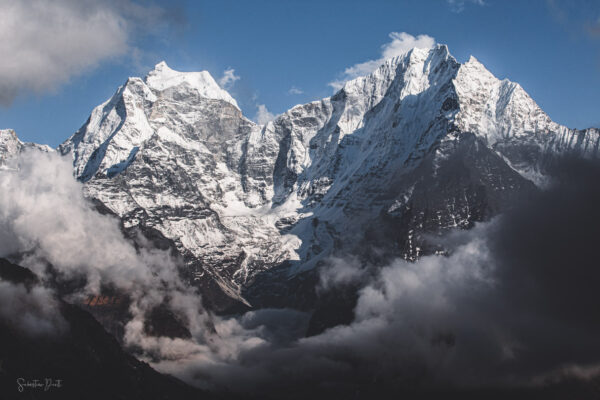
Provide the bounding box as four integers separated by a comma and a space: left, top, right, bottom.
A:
328, 32, 436, 91
447, 0, 485, 13
546, 0, 600, 40
0, 149, 210, 347
287, 86, 303, 95
0, 0, 171, 106
218, 67, 240, 89
254, 104, 276, 125
585, 16, 600, 38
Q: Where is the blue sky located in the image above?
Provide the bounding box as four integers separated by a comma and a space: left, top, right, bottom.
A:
1, 0, 599, 146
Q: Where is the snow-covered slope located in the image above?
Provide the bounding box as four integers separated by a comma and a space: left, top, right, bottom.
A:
146, 61, 239, 108
454, 56, 599, 184
5, 47, 598, 309
0, 129, 53, 169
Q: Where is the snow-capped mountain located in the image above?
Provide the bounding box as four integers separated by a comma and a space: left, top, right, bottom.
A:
3, 45, 599, 309
0, 129, 53, 169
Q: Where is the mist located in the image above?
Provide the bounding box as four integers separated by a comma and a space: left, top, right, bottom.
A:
1, 151, 600, 398
160, 157, 600, 398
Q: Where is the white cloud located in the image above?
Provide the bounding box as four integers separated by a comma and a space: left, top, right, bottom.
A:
447, 0, 485, 13
0, 151, 172, 293
254, 104, 276, 125
218, 67, 240, 89
318, 256, 368, 292
0, 148, 216, 352
287, 86, 303, 95
328, 32, 436, 91
0, 0, 167, 105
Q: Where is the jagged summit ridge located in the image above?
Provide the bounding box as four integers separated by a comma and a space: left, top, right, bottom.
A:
58, 61, 244, 182
0, 129, 53, 169
145, 61, 239, 108
452, 55, 598, 183
4, 45, 600, 308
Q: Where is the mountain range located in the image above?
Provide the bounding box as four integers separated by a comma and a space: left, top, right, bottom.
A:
1, 43, 599, 316
2, 43, 600, 399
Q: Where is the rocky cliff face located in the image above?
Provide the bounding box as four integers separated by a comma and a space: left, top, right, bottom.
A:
4, 45, 599, 310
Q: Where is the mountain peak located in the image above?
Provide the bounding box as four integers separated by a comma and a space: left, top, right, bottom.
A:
153, 60, 170, 71
462, 55, 493, 76
0, 128, 18, 142
0, 130, 20, 164
144, 62, 239, 108
1, 129, 53, 167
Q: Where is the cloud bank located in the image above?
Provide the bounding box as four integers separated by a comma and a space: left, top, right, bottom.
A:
0, 151, 171, 293
0, 0, 168, 105
2, 149, 600, 399
152, 158, 600, 398
0, 150, 210, 348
